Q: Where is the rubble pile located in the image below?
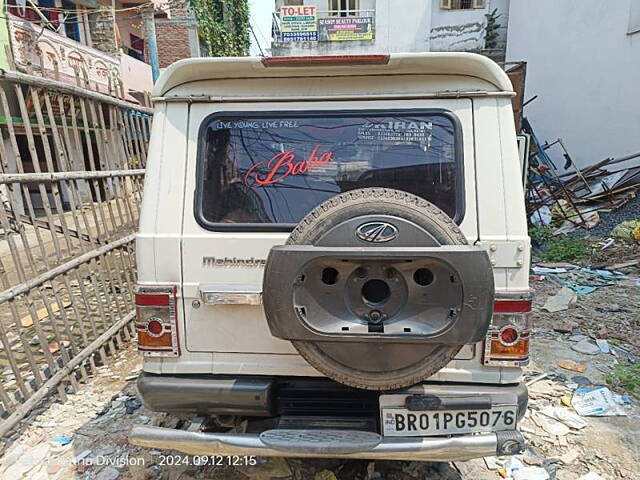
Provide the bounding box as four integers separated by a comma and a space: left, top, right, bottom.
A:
0, 257, 638, 479
524, 119, 640, 235
508, 253, 640, 480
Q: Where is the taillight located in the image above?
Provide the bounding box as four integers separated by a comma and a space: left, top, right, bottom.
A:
499, 327, 519, 344
262, 55, 390, 67
134, 285, 179, 357
493, 298, 532, 313
483, 292, 532, 367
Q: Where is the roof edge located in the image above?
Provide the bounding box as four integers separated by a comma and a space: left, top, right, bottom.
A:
153, 52, 513, 97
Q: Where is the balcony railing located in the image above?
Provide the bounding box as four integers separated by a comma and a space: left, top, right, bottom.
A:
272, 9, 376, 43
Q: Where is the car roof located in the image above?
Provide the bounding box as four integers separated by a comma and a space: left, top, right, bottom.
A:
153, 52, 513, 97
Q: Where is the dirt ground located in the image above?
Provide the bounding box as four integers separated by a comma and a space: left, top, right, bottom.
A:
0, 245, 638, 480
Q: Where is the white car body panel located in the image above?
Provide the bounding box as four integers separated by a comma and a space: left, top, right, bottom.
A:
137, 53, 529, 385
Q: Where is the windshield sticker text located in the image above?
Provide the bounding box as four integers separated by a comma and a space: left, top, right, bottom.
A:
358, 120, 433, 145
243, 145, 334, 188
361, 120, 433, 131
212, 119, 300, 130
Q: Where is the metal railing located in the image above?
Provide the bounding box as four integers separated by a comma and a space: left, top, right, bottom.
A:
0, 69, 150, 436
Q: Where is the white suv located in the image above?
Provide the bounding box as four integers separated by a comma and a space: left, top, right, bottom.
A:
130, 53, 532, 461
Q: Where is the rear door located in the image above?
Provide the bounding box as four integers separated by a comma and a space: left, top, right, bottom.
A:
180, 98, 477, 354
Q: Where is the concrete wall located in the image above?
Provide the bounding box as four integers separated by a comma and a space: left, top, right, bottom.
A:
506, 0, 640, 168
153, 0, 199, 68
88, 7, 118, 55
120, 53, 153, 94
272, 0, 509, 56
383, 0, 431, 53
430, 0, 508, 55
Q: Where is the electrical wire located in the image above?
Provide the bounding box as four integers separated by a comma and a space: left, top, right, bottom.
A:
3, 2, 155, 15
248, 12, 269, 55
0, 12, 196, 25
248, 22, 264, 56
0, 13, 148, 24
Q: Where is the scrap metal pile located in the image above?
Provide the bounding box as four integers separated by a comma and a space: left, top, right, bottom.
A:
524, 118, 640, 235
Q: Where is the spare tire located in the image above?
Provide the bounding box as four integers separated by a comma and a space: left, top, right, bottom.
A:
263, 188, 494, 390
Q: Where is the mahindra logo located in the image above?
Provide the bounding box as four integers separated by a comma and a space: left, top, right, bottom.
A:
356, 222, 399, 243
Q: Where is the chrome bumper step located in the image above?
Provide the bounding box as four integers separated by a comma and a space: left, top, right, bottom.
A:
260, 429, 381, 454
130, 425, 524, 461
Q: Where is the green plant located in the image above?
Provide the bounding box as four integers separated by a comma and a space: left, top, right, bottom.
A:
606, 363, 640, 399
529, 225, 554, 245
484, 8, 502, 50
189, 0, 250, 57
539, 236, 590, 262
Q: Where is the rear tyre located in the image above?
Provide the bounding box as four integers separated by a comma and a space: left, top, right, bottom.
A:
286, 188, 467, 391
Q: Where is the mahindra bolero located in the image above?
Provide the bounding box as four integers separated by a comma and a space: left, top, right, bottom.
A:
130, 53, 531, 461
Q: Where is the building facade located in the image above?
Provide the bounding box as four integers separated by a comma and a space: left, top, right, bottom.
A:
0, 0, 201, 97
506, 0, 640, 168
152, 0, 200, 68
1, 0, 154, 97
271, 0, 509, 60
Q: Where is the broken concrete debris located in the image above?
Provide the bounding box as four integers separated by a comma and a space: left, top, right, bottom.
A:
513, 467, 550, 480
571, 339, 601, 355
540, 265, 629, 296
532, 410, 571, 436
95, 466, 120, 480
540, 406, 587, 430
542, 286, 577, 312
594, 339, 609, 353
577, 473, 606, 480
568, 334, 588, 342
570, 376, 593, 387
517, 253, 638, 479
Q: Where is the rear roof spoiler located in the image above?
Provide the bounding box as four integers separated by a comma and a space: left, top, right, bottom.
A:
153, 52, 513, 97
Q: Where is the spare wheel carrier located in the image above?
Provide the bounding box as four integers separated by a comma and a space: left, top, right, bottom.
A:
263, 188, 494, 390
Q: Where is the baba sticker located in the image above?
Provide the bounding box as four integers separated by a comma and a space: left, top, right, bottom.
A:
244, 145, 334, 188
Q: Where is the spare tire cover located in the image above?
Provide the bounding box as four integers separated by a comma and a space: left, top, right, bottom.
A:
269, 188, 474, 390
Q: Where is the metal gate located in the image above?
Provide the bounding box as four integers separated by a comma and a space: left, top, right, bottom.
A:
0, 70, 150, 436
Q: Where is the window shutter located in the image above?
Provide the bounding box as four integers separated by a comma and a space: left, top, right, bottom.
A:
440, 0, 452, 9
472, 0, 486, 8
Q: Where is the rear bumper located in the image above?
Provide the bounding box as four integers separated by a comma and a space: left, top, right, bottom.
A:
137, 373, 275, 416
129, 426, 524, 461
134, 374, 528, 460
137, 373, 528, 419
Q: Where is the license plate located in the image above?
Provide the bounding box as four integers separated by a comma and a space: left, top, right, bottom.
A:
382, 406, 517, 437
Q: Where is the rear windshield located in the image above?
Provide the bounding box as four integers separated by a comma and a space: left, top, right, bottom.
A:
196, 110, 462, 229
